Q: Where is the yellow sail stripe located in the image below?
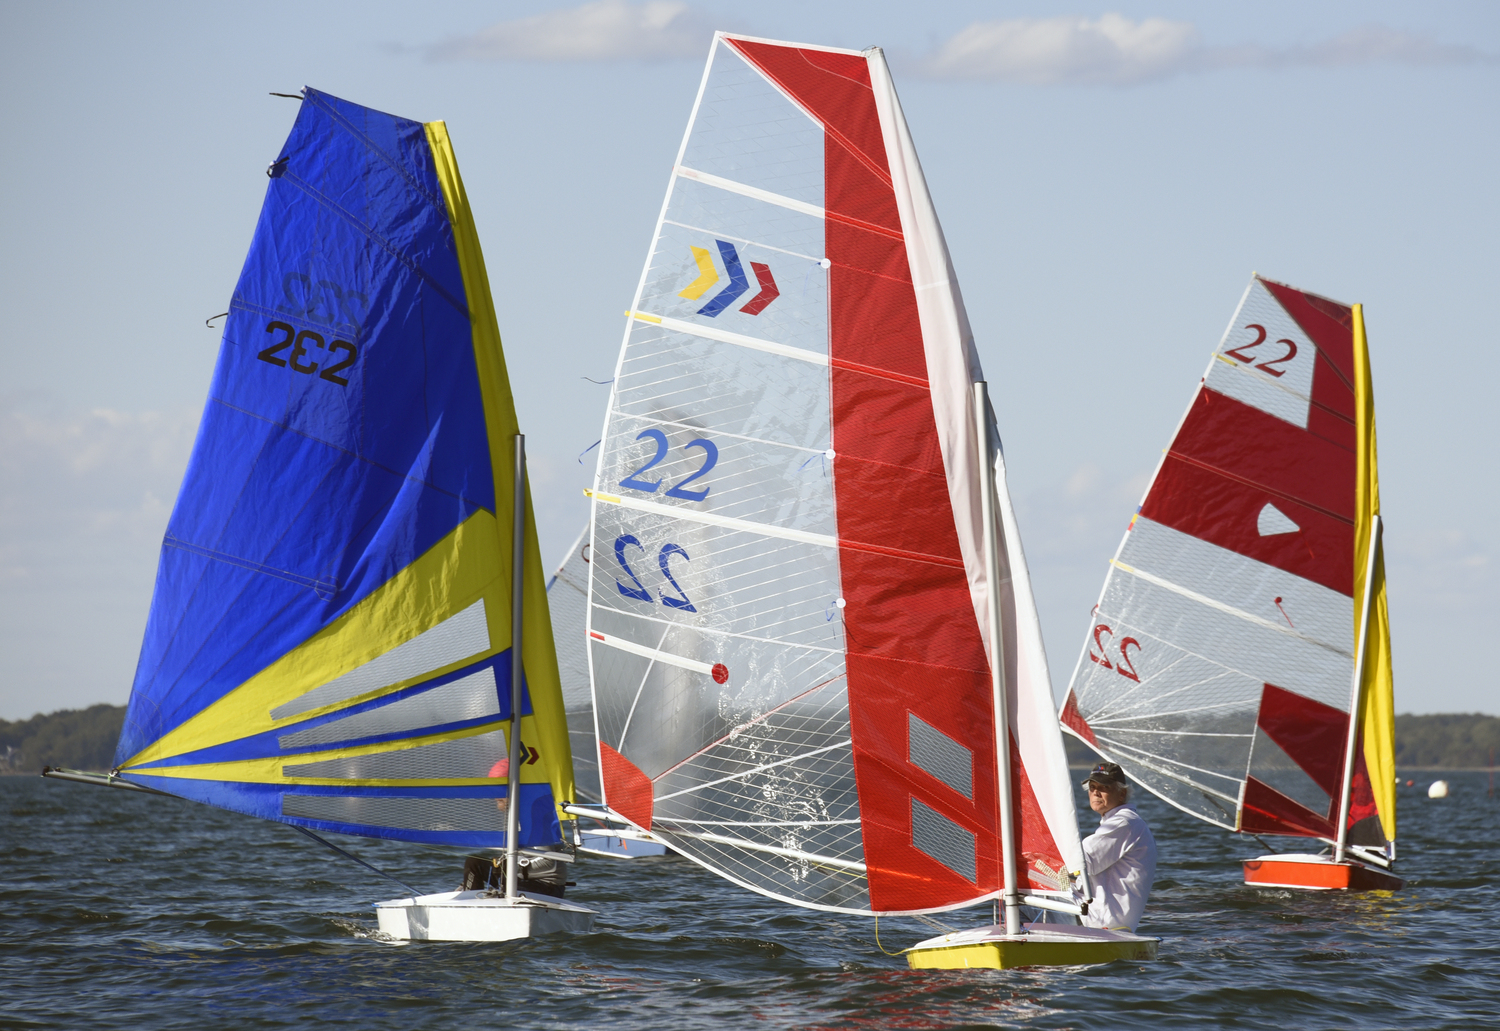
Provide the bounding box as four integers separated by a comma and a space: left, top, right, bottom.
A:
120, 510, 504, 768
125, 717, 552, 786
678, 245, 720, 300
1352, 303, 1396, 842
424, 121, 575, 814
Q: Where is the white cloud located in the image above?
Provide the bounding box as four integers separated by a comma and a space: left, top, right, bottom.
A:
917, 15, 1498, 85
922, 14, 1198, 86
430, 0, 716, 62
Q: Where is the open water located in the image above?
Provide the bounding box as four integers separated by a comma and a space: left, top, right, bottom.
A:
3, 772, 1497, 1030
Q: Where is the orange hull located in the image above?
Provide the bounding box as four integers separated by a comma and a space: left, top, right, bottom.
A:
1243, 855, 1404, 891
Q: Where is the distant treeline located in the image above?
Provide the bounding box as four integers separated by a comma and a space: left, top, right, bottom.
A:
2, 704, 1497, 774
1393, 713, 1500, 769
1, 704, 125, 773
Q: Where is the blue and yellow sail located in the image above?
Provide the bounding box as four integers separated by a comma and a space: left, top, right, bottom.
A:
114, 89, 573, 848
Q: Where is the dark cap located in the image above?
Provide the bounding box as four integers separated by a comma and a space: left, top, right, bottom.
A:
1081, 762, 1127, 789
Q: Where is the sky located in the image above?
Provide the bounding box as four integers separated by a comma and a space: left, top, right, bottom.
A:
1, 1, 1496, 721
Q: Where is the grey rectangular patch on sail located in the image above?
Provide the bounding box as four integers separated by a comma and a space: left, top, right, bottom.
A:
281, 794, 505, 833
910, 797, 976, 882
908, 713, 973, 799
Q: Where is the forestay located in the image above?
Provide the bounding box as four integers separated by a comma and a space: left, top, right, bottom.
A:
112, 89, 574, 849
1061, 275, 1395, 851
586, 34, 1083, 914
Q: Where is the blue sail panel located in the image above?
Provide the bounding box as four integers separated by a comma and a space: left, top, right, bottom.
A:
114, 89, 569, 849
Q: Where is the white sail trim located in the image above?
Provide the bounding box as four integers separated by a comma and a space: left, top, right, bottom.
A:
585, 487, 837, 549
588, 629, 717, 678
868, 47, 1086, 877
674, 165, 825, 219
628, 311, 829, 367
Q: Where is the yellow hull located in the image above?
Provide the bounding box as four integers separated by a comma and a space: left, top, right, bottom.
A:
906, 925, 1159, 970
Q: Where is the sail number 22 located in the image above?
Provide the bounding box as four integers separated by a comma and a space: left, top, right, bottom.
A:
1089, 624, 1141, 683
614, 534, 697, 612
619, 429, 718, 501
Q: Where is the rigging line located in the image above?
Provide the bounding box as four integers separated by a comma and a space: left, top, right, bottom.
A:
1094, 736, 1243, 799
872, 913, 906, 957
205, 312, 228, 328
1092, 728, 1252, 738
653, 676, 848, 782
653, 816, 861, 828
653, 739, 852, 802
614, 622, 672, 753
581, 376, 614, 385
577, 439, 600, 464
291, 824, 424, 897
1089, 698, 1250, 727
1109, 560, 1352, 657
269, 92, 303, 99
1084, 650, 1232, 713
654, 826, 866, 872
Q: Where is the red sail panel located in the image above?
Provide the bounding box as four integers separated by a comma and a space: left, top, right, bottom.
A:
728, 38, 1060, 911
1257, 683, 1347, 799
1063, 276, 1372, 843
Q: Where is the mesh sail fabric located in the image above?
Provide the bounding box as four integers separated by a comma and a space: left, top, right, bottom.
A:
1062, 275, 1390, 848
112, 90, 572, 848
587, 35, 1080, 915
548, 526, 602, 802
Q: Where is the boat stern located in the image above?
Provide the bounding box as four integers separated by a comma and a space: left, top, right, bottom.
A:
1242, 853, 1404, 891
905, 923, 1159, 970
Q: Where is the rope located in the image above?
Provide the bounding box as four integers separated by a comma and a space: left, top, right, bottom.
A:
292, 825, 425, 897
871, 912, 906, 957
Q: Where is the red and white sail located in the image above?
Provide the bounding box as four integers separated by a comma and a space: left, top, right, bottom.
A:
585, 33, 1082, 914
1062, 275, 1394, 850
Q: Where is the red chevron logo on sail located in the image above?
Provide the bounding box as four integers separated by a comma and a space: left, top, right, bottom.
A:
677, 241, 778, 317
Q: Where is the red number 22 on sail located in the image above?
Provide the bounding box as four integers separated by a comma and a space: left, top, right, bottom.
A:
1089, 625, 1142, 683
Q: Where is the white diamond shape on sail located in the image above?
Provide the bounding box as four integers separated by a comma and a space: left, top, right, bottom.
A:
1257, 502, 1300, 537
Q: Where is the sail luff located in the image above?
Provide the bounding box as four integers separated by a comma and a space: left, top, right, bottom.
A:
1335, 514, 1381, 862
425, 121, 575, 816
1351, 304, 1396, 843
976, 383, 1021, 935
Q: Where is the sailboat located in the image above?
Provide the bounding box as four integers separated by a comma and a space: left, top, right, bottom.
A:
43, 88, 596, 940
1060, 274, 1401, 892
575, 32, 1157, 968
548, 526, 667, 857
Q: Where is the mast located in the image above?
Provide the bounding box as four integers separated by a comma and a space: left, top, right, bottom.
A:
505, 433, 527, 898
1334, 514, 1382, 864
975, 381, 1020, 936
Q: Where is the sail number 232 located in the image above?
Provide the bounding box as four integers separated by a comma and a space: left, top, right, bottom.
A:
257, 320, 359, 386
1089, 624, 1141, 683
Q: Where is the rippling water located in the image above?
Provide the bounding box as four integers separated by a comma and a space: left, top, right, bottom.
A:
3, 772, 1497, 1029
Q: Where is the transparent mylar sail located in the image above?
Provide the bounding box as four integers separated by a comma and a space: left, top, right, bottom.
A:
587, 34, 1084, 915
1062, 275, 1394, 850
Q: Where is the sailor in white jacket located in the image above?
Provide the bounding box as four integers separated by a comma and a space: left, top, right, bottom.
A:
1079, 762, 1156, 931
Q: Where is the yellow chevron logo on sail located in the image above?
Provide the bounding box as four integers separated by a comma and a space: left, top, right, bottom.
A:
678, 245, 719, 300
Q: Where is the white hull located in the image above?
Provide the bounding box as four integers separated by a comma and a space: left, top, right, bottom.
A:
374, 889, 596, 942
